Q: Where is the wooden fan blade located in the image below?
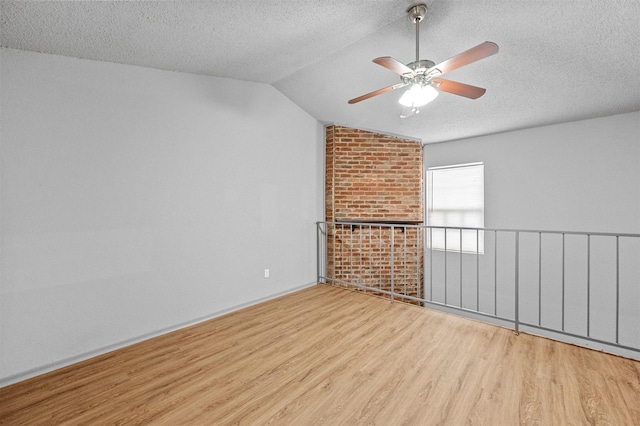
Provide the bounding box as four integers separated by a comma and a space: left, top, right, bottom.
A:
373, 57, 416, 77
433, 78, 487, 99
428, 41, 499, 76
348, 83, 407, 104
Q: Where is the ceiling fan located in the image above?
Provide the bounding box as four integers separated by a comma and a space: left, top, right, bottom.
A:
348, 4, 499, 118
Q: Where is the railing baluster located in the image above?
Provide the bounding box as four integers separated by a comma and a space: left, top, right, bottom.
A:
429, 227, 433, 302
351, 225, 354, 285
587, 234, 591, 337
460, 228, 463, 308
369, 225, 373, 289
332, 223, 336, 282
340, 225, 351, 281
343, 224, 347, 284
494, 230, 498, 316
444, 228, 448, 305
379, 226, 383, 291
316, 222, 320, 283
403, 226, 407, 296
538, 232, 542, 326
390, 225, 395, 303
336, 224, 339, 283
616, 235, 620, 344
416, 228, 421, 300
359, 226, 363, 290
476, 229, 480, 312
515, 231, 520, 335
562, 233, 565, 332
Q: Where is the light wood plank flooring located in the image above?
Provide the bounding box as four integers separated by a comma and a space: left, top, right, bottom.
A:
1, 284, 639, 425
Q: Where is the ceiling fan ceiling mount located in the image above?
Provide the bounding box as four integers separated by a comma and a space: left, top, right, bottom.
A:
408, 4, 428, 23
348, 4, 499, 118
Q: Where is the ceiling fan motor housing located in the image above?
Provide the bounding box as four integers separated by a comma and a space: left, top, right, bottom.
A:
402, 60, 437, 86
407, 60, 435, 73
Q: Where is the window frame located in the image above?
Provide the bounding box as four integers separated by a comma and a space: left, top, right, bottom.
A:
426, 162, 485, 254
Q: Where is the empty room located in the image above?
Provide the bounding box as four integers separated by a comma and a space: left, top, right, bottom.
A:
1, 1, 639, 425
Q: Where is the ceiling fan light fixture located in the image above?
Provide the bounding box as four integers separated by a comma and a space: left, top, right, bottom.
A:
398, 84, 438, 107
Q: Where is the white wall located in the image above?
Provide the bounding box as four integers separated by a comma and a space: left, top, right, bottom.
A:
0, 48, 324, 385
424, 112, 640, 233
423, 112, 640, 357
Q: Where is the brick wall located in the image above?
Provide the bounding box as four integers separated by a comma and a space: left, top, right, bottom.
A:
326, 126, 423, 222
325, 125, 424, 303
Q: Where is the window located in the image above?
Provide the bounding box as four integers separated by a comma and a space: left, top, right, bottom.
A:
427, 162, 484, 253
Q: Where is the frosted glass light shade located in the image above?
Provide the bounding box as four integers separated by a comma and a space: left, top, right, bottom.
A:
398, 84, 438, 107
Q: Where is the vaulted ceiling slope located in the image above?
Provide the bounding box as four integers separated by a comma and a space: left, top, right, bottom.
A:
2, 1, 639, 144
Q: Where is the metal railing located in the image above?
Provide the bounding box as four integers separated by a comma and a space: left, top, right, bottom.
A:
317, 221, 640, 357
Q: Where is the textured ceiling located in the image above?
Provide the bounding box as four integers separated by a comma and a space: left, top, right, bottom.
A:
2, 1, 639, 144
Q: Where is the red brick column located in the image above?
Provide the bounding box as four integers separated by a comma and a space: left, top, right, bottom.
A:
325, 125, 424, 303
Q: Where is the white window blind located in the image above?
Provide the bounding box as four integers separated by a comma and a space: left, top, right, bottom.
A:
427, 163, 484, 253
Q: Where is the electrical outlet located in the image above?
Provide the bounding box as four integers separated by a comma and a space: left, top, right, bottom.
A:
264, 269, 270, 278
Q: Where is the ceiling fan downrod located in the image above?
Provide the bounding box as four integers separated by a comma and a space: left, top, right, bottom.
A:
408, 4, 427, 64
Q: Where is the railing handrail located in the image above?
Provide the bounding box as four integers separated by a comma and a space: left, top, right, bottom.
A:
317, 220, 640, 239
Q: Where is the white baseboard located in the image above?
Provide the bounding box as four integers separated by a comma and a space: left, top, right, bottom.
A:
0, 281, 317, 388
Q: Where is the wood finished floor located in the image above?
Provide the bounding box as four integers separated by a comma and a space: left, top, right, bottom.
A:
1, 284, 639, 425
